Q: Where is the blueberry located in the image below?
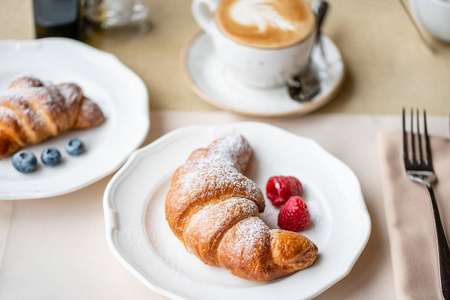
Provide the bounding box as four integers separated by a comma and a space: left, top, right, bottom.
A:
65, 138, 85, 156
12, 150, 38, 173
41, 148, 62, 166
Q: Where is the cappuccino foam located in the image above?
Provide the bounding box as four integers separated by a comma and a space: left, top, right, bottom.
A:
216, 0, 315, 49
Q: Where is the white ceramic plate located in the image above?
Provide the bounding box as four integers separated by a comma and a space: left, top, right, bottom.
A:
181, 32, 345, 117
104, 122, 371, 300
0, 38, 149, 200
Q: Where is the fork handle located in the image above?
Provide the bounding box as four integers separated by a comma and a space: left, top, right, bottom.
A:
425, 183, 450, 300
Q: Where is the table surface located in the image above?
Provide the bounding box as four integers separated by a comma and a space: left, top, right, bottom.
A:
0, 1, 449, 299
0, 0, 449, 115
0, 112, 447, 300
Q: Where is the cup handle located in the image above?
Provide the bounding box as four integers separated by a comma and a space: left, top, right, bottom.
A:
192, 0, 218, 35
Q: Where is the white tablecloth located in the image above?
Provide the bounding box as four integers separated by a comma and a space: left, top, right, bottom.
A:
0, 111, 448, 299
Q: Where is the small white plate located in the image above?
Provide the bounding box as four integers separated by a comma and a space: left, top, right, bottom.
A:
0, 38, 149, 200
181, 32, 345, 117
104, 122, 371, 300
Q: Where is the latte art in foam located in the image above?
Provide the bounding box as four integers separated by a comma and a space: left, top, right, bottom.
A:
216, 0, 315, 49
230, 0, 296, 33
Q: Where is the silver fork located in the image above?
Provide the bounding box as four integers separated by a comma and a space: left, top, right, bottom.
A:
402, 108, 450, 300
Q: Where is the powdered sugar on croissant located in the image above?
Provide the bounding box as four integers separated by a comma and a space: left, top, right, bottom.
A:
165, 133, 318, 281
0, 76, 105, 159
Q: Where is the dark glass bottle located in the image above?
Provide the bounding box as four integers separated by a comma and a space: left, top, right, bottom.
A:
33, 0, 83, 40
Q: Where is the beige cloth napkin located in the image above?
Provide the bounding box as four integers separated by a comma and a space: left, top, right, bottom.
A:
378, 131, 450, 300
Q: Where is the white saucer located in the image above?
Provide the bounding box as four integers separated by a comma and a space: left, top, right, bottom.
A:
181, 31, 345, 117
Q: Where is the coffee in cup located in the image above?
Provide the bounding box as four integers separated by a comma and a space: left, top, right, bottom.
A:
192, 0, 317, 88
215, 0, 315, 49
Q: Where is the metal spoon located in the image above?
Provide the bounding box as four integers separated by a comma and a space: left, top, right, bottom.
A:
288, 1, 328, 102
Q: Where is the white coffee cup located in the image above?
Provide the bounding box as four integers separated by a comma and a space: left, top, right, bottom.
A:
192, 0, 316, 88
411, 0, 450, 43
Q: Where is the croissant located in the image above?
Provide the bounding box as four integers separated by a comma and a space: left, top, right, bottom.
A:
0, 76, 105, 159
165, 133, 318, 281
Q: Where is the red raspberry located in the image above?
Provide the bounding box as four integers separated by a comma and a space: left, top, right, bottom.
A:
266, 176, 303, 207
278, 196, 310, 231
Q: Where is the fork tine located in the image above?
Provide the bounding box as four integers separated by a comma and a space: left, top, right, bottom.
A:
410, 108, 416, 163
417, 108, 423, 163
424, 109, 433, 167
402, 108, 409, 164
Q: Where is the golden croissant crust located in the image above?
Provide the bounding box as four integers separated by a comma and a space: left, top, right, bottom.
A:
165, 133, 318, 281
0, 76, 105, 159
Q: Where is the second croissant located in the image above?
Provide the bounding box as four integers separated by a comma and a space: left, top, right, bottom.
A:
0, 76, 105, 159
